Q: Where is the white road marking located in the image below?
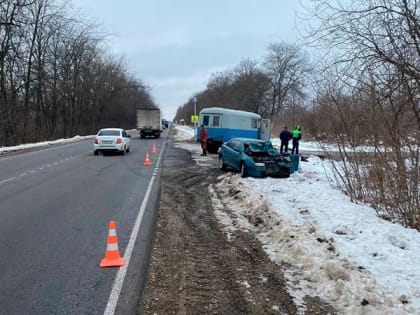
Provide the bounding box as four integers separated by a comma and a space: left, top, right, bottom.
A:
0, 154, 84, 187
103, 143, 166, 315
0, 177, 16, 185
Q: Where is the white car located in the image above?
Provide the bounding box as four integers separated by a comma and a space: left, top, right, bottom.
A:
93, 128, 131, 155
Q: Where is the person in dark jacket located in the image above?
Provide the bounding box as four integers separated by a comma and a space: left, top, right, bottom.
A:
199, 124, 208, 156
291, 125, 302, 155
279, 126, 291, 154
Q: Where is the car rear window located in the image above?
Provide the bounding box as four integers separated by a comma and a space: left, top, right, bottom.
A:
98, 130, 120, 136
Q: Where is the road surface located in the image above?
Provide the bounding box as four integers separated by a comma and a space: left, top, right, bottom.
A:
0, 131, 164, 314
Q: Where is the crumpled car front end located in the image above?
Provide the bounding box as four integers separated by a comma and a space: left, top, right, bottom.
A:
244, 142, 292, 178
254, 155, 292, 177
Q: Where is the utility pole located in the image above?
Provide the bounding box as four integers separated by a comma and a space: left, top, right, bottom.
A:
193, 97, 197, 138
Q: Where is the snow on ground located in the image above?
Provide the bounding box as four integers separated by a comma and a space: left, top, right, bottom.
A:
2, 126, 419, 314
0, 135, 93, 154
174, 125, 420, 315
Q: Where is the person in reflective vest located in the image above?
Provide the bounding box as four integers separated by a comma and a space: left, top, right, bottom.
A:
291, 125, 302, 155
199, 124, 208, 156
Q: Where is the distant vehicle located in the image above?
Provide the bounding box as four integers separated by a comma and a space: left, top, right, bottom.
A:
197, 107, 271, 153
137, 108, 161, 138
93, 128, 131, 155
161, 119, 169, 129
218, 138, 291, 178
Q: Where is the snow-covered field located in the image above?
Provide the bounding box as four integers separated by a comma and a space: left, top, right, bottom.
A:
174, 125, 420, 315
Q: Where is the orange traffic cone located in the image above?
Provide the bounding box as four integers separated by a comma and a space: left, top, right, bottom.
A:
144, 152, 151, 166
152, 144, 157, 154
100, 220, 124, 268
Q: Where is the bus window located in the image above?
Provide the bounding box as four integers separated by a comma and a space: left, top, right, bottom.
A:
203, 115, 209, 126
212, 115, 221, 127
251, 118, 258, 129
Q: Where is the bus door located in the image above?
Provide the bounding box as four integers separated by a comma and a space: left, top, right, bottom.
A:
259, 119, 271, 140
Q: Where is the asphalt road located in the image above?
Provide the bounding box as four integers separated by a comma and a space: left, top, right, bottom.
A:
0, 130, 166, 315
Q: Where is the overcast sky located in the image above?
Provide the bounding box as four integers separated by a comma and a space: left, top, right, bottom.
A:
72, 1, 303, 120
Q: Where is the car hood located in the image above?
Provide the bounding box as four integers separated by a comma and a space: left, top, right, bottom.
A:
245, 143, 290, 163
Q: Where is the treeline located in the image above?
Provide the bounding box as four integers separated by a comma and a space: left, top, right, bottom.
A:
174, 42, 311, 136
175, 0, 419, 229
0, 0, 156, 146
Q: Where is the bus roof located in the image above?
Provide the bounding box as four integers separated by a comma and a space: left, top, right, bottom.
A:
199, 107, 261, 119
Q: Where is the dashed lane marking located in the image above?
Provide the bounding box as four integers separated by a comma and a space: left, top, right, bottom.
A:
0, 154, 84, 187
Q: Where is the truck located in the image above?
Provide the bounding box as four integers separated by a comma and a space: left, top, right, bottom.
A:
136, 108, 162, 138
197, 107, 271, 153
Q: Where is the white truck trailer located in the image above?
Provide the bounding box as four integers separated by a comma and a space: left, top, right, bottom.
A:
136, 108, 162, 138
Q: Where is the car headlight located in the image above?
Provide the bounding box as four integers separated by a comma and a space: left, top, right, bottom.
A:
255, 162, 265, 167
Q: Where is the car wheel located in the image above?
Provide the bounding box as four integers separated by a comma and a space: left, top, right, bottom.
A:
207, 143, 218, 154
94, 150, 99, 155
126, 146, 130, 153
121, 147, 125, 155
240, 162, 247, 178
219, 155, 226, 170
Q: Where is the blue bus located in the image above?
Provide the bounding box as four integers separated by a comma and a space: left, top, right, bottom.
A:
197, 107, 271, 153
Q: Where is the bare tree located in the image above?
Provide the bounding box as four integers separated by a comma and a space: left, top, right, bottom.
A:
0, 0, 157, 145
231, 58, 271, 115
174, 47, 311, 133
0, 0, 34, 145
174, 59, 273, 125
262, 41, 310, 119
303, 0, 420, 228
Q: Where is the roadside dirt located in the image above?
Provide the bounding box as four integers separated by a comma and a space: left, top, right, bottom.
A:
138, 132, 336, 315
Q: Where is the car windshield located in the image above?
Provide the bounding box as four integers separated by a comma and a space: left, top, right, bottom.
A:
247, 141, 274, 152
98, 130, 120, 136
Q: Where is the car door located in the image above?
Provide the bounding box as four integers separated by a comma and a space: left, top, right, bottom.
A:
224, 140, 242, 171
231, 141, 244, 171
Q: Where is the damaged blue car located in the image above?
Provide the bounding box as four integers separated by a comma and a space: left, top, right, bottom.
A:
218, 138, 292, 178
